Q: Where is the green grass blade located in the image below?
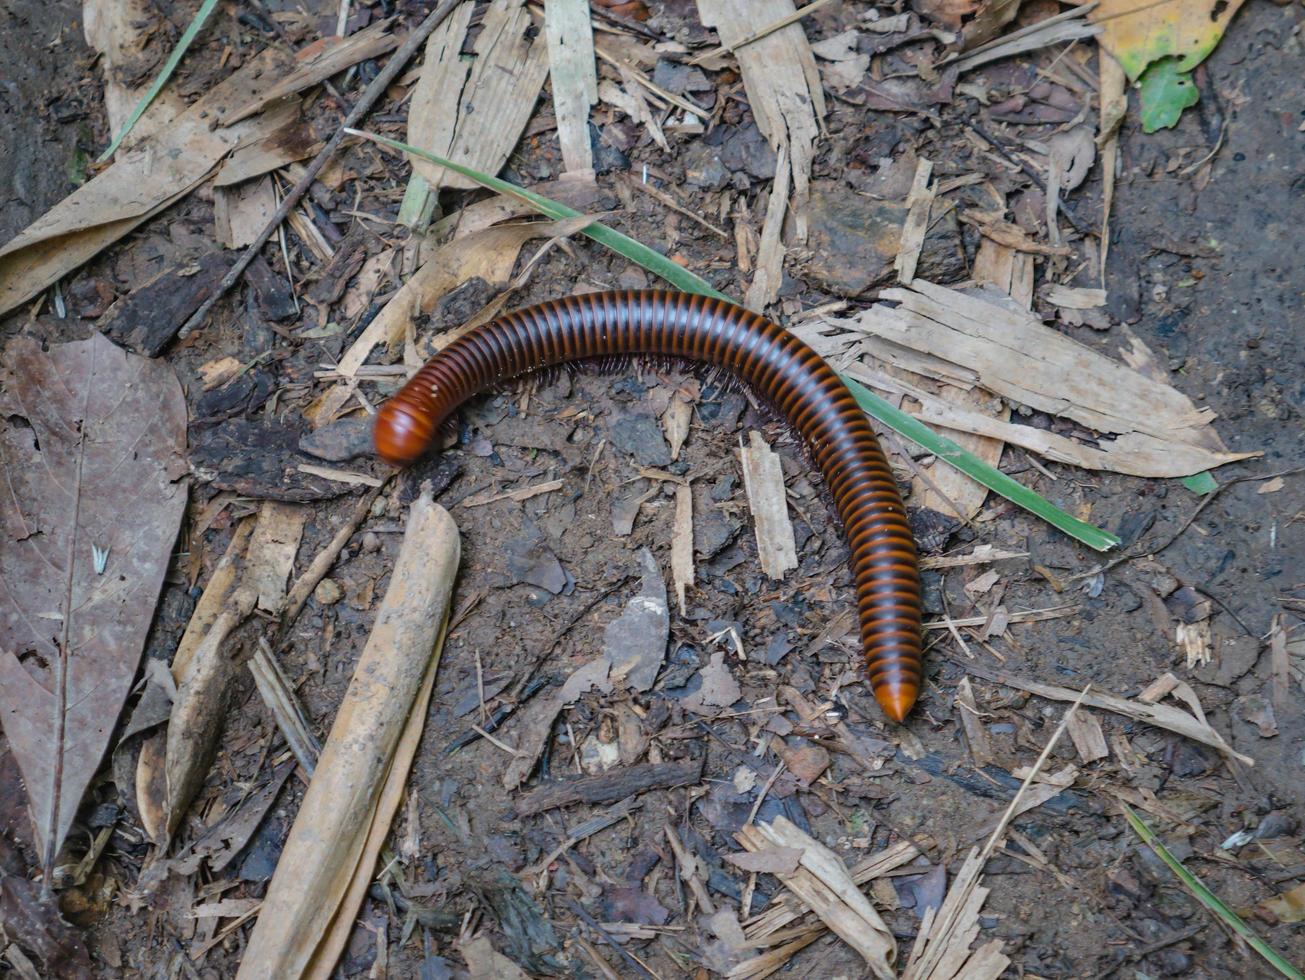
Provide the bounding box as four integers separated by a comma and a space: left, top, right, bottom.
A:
98, 0, 222, 163
844, 377, 1119, 551
1123, 805, 1304, 980
345, 129, 731, 301
348, 128, 1120, 552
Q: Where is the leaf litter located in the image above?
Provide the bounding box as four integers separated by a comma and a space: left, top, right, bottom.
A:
0, 334, 187, 880
0, 0, 1301, 976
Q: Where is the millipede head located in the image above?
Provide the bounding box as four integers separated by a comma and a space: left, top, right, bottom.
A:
374, 398, 438, 467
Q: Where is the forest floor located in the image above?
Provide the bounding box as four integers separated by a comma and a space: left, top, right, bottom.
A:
1, 0, 1303, 977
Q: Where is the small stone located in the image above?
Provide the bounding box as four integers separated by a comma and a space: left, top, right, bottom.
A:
802, 180, 966, 296
695, 507, 735, 558
313, 579, 343, 605
299, 417, 373, 462
682, 143, 730, 190
608, 412, 672, 466
362, 531, 381, 553
617, 265, 649, 290
717, 124, 777, 181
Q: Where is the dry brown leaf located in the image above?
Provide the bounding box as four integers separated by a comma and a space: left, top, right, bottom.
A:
221, 19, 401, 124
0, 49, 298, 316
0, 333, 187, 873
838, 280, 1259, 478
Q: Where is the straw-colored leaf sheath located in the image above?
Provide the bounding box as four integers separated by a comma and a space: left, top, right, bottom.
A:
237, 491, 459, 978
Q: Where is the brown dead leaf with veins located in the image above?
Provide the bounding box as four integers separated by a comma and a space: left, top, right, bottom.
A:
0, 333, 187, 885
914, 0, 981, 31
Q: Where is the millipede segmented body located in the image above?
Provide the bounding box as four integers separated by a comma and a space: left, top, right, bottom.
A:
374, 291, 923, 721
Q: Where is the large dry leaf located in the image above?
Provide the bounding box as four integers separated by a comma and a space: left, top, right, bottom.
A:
83, 0, 185, 140
819, 280, 1257, 479
0, 333, 187, 870
0, 49, 298, 316
406, 0, 550, 191
1090, 0, 1247, 81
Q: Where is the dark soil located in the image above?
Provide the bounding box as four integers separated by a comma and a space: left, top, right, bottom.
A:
1, 1, 1303, 978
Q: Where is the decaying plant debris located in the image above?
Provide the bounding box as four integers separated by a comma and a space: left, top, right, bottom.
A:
1, 0, 1303, 977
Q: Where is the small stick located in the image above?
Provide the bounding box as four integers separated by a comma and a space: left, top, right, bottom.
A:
977, 685, 1089, 865
177, 0, 465, 341
280, 481, 388, 636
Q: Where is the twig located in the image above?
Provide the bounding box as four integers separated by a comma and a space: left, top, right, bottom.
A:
1070, 467, 1305, 583
977, 684, 1089, 865
280, 481, 388, 636
177, 0, 466, 341
967, 121, 1088, 234
567, 900, 658, 980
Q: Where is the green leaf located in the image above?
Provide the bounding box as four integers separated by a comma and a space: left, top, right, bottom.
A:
345, 129, 731, 302
1138, 57, 1200, 133
1181, 471, 1218, 495
348, 129, 1120, 552
843, 379, 1119, 551
98, 0, 222, 163
1123, 805, 1305, 980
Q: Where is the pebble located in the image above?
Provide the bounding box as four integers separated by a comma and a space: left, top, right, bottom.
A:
313, 579, 343, 605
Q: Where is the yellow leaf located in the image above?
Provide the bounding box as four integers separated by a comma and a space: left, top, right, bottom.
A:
1091, 0, 1247, 81
1260, 882, 1305, 924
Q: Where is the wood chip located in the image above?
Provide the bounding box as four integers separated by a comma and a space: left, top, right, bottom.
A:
672, 482, 695, 616
746, 142, 790, 312
1044, 284, 1107, 309
894, 158, 935, 285
696, 0, 822, 235
214, 176, 278, 249
955, 677, 992, 767
296, 464, 385, 487
919, 546, 1028, 570
544, 0, 599, 175
738, 432, 797, 580
461, 478, 564, 508
726, 847, 803, 875
405, 0, 548, 193
1065, 708, 1109, 763
1269, 614, 1289, 719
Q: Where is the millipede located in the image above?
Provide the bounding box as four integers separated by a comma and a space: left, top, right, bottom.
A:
373, 291, 923, 721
